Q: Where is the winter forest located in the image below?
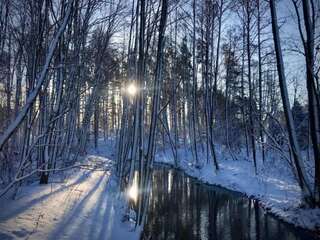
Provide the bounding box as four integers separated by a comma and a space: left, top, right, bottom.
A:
0, 0, 319, 239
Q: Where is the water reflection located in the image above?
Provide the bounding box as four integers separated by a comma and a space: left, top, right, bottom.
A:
168, 169, 173, 194
139, 166, 316, 240
127, 171, 139, 203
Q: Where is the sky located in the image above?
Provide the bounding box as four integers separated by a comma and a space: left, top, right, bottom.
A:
278, 0, 308, 101
111, 0, 312, 103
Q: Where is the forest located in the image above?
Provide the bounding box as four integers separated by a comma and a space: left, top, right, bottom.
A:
0, 0, 319, 239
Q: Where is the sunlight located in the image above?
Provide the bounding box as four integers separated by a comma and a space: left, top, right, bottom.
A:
126, 83, 138, 96
127, 184, 138, 203
127, 171, 139, 203
168, 169, 173, 193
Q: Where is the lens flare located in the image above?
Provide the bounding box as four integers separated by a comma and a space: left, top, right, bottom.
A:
127, 83, 137, 96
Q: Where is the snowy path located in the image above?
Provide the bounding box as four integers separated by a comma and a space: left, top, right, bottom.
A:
0, 155, 139, 240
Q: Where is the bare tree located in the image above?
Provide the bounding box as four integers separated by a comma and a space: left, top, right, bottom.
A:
269, 0, 314, 206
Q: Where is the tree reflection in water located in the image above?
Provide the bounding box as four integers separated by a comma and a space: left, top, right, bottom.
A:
133, 166, 317, 240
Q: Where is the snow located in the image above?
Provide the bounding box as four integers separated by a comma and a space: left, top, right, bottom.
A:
1, 139, 319, 239
0, 141, 141, 240
155, 145, 320, 232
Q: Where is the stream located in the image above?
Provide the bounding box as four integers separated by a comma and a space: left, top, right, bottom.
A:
135, 166, 317, 240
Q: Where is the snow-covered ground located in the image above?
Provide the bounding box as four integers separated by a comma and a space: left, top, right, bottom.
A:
155, 146, 320, 232
0, 140, 141, 240
1, 139, 319, 239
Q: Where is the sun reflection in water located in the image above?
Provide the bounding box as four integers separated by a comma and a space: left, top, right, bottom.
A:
168, 170, 173, 193
128, 184, 138, 203
127, 171, 139, 203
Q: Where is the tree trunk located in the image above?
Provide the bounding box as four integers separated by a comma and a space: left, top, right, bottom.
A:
269, 0, 314, 206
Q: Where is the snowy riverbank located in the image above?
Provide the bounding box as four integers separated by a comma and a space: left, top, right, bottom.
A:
1, 139, 319, 239
155, 146, 320, 233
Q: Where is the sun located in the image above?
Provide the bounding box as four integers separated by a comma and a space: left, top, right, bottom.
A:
126, 83, 138, 96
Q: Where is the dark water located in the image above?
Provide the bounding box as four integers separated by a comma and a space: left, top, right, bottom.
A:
139, 166, 318, 240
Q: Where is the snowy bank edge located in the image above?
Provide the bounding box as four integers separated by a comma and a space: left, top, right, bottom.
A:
154, 160, 320, 236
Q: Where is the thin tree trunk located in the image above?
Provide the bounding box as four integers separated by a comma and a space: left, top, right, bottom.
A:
301, 0, 320, 204
269, 0, 313, 205
0, 0, 73, 151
